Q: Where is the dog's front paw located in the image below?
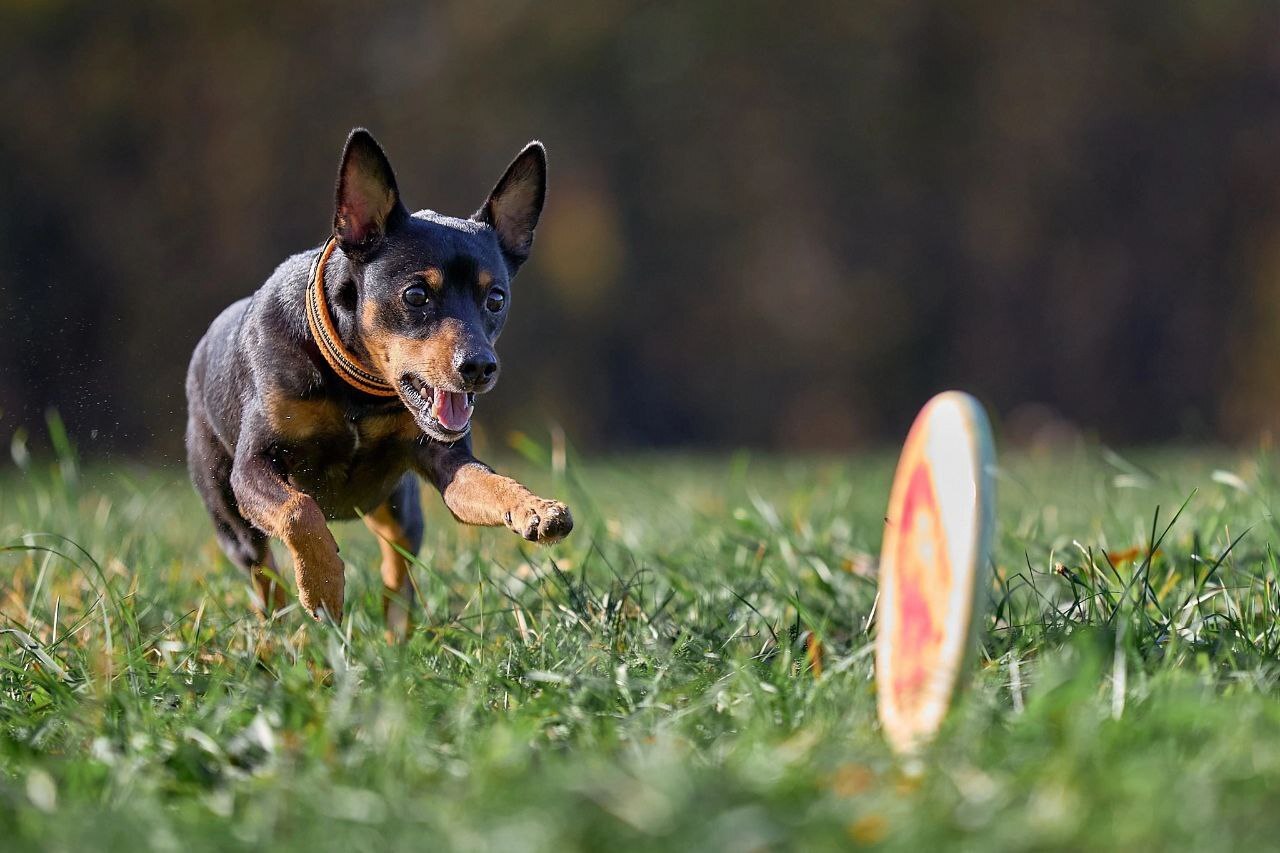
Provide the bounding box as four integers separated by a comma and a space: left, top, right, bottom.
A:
291, 537, 346, 622
505, 498, 573, 544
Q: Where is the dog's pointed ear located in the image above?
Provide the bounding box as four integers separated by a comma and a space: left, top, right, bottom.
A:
473, 141, 547, 272
333, 128, 406, 259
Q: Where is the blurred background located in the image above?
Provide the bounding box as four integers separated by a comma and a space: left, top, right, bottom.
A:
2, 1, 1279, 458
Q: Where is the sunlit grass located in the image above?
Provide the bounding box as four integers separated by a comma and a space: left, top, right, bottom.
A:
3, 441, 1280, 850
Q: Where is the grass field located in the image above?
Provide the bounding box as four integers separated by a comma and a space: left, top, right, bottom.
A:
5, 440, 1280, 850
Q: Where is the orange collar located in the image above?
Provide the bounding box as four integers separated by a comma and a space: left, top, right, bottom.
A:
305, 238, 398, 397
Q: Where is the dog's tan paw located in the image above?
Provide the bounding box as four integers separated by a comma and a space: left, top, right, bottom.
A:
291, 538, 346, 622
505, 498, 573, 544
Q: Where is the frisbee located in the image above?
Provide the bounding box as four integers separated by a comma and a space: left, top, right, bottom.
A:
875, 391, 996, 755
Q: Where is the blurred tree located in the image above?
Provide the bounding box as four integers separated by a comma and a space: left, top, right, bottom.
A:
1, 0, 1278, 455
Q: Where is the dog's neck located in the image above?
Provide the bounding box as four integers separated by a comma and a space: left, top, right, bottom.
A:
306, 238, 398, 397
319, 247, 361, 346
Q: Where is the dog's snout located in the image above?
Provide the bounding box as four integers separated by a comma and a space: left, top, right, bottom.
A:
456, 351, 498, 389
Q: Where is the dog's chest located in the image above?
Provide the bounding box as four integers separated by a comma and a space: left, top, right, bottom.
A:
267, 397, 419, 516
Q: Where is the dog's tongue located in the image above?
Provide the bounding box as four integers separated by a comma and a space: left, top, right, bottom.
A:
432, 388, 473, 432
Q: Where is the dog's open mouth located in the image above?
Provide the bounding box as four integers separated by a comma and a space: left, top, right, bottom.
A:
399, 374, 475, 441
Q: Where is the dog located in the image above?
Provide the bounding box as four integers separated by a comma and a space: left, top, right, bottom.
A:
185, 128, 572, 633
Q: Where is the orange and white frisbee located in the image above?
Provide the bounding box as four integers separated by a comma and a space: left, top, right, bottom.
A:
875, 391, 996, 755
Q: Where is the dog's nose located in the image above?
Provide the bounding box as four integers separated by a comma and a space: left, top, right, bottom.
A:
456, 352, 498, 389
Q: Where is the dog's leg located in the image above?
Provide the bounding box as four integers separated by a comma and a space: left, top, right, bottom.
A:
417, 439, 573, 543
248, 550, 288, 616
363, 474, 424, 640
230, 436, 345, 621
186, 411, 288, 614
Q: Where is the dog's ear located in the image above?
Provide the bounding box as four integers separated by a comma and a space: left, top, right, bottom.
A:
473, 141, 547, 272
333, 128, 406, 259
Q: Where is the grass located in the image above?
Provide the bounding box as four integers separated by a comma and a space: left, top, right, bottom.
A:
4, 438, 1280, 850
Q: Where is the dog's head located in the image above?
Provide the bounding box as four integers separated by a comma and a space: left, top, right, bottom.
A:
327, 128, 545, 442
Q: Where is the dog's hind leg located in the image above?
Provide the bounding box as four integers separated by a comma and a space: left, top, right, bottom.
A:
363, 473, 424, 640
186, 413, 288, 615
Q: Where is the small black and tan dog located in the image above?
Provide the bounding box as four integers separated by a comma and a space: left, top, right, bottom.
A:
185, 128, 572, 633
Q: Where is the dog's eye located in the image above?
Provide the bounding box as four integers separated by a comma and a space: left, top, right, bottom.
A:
403, 285, 429, 308
485, 290, 506, 313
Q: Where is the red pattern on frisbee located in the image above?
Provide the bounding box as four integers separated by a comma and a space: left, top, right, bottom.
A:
890, 462, 951, 713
